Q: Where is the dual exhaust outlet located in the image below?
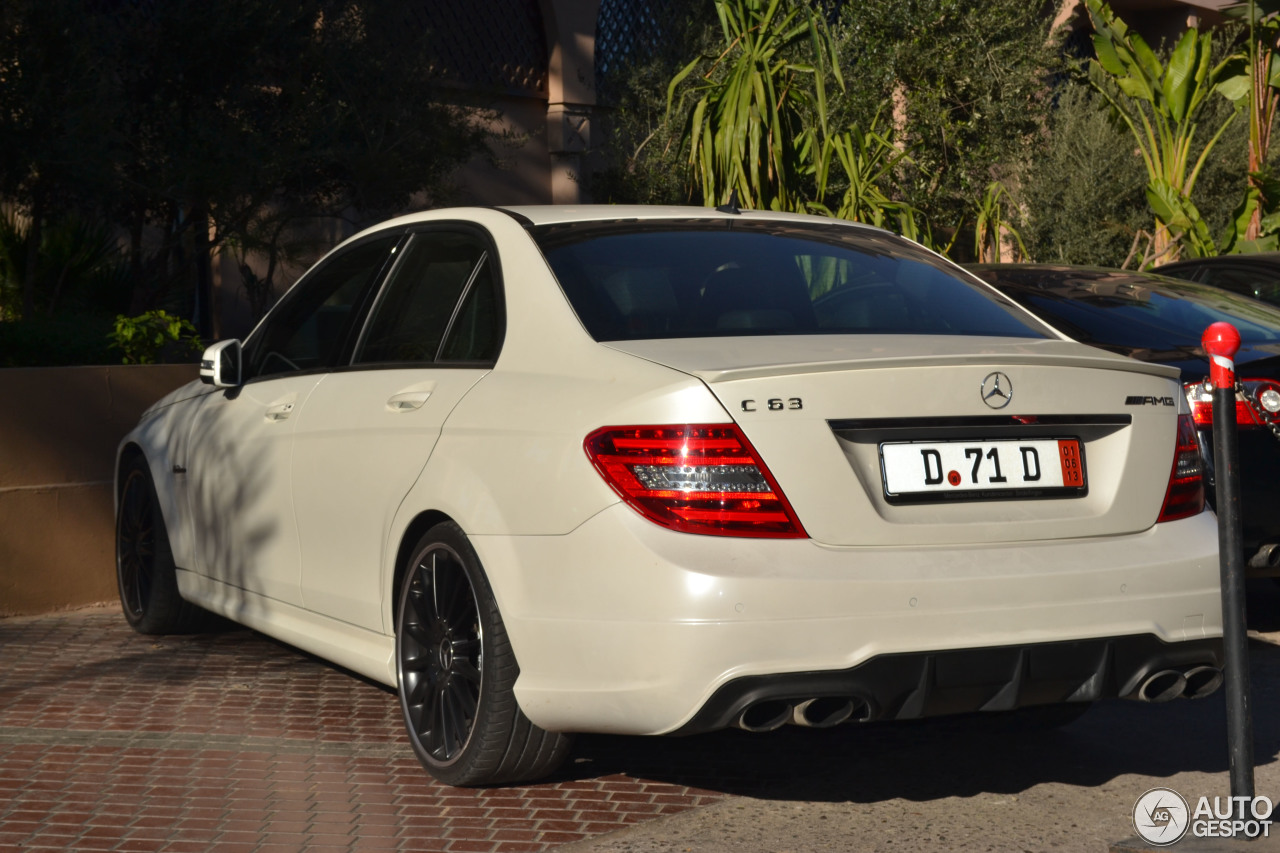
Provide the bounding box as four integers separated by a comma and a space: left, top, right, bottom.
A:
731, 664, 1224, 732
734, 696, 872, 733
1134, 665, 1223, 703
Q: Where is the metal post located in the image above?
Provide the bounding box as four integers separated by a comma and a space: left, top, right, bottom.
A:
1203, 321, 1254, 802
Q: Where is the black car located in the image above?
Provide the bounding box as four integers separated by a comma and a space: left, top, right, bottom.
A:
1157, 253, 1280, 307
968, 263, 1280, 568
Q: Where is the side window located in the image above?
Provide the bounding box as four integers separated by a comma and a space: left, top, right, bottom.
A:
1208, 267, 1276, 301
248, 234, 399, 380
439, 260, 499, 361
356, 230, 499, 365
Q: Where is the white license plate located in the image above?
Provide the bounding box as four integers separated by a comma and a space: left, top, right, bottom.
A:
880, 438, 1085, 500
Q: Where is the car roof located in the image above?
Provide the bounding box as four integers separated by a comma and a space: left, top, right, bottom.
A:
495, 204, 886, 229
342, 205, 899, 251
1159, 252, 1280, 270
1156, 254, 1280, 283
966, 263, 1192, 291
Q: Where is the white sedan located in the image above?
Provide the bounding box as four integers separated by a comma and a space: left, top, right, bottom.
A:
115, 206, 1224, 785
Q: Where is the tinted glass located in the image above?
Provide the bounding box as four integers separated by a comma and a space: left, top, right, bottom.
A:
247, 234, 399, 379
532, 220, 1046, 341
356, 231, 489, 364
1197, 266, 1280, 305
982, 270, 1280, 348
438, 260, 500, 362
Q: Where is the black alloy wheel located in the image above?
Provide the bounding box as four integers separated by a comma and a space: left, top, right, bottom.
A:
115, 457, 211, 634
395, 522, 571, 786
398, 540, 484, 766
116, 464, 157, 624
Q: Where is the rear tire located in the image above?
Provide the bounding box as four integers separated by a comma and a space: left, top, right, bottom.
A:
115, 457, 211, 634
395, 522, 571, 786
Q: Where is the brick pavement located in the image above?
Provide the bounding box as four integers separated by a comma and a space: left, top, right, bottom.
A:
14, 601, 1272, 853
0, 606, 737, 853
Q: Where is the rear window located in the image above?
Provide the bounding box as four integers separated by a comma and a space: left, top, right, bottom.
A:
531, 219, 1048, 342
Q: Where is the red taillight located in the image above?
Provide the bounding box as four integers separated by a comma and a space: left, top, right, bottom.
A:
584, 424, 807, 538
1184, 378, 1280, 428
1157, 413, 1205, 523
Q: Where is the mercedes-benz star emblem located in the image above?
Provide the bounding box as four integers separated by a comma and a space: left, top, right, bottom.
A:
981, 372, 1013, 409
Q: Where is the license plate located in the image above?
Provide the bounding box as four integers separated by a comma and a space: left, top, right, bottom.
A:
880, 438, 1086, 502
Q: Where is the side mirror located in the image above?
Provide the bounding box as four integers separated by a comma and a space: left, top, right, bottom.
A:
199, 339, 243, 388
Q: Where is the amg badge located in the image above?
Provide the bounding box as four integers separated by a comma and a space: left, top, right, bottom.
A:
1125, 395, 1176, 406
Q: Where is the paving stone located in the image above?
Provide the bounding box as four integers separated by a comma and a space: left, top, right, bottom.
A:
0, 607, 727, 852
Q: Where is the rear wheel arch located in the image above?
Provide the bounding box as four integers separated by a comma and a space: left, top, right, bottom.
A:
391, 510, 455, 623
393, 519, 571, 784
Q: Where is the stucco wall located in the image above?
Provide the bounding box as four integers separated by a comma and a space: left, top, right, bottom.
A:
0, 365, 197, 615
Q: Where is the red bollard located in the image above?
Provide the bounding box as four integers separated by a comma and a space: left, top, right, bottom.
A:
1202, 321, 1254, 802
1204, 322, 1241, 389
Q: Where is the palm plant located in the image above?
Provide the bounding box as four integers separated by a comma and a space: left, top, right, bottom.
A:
1218, 0, 1280, 248
666, 0, 842, 211
1084, 0, 1240, 262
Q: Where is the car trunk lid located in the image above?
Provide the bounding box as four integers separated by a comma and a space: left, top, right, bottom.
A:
604, 335, 1185, 546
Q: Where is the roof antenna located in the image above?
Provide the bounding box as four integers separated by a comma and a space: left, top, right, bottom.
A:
716, 188, 741, 215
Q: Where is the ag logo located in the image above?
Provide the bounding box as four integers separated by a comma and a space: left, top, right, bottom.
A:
1134, 787, 1190, 846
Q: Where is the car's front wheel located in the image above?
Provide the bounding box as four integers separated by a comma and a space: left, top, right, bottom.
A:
116, 456, 211, 634
395, 522, 571, 786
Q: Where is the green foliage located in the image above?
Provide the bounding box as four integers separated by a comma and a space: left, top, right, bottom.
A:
108, 310, 203, 365
1084, 0, 1242, 260
667, 0, 843, 211
1017, 83, 1151, 266
807, 106, 916, 225
0, 209, 130, 320
0, 0, 488, 338
973, 181, 1028, 263
636, 0, 1058, 256
829, 0, 1061, 232
1216, 0, 1280, 245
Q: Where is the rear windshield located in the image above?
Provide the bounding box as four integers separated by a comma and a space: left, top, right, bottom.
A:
531, 219, 1048, 342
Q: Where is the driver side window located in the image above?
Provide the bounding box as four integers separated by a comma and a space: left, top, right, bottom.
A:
246, 234, 400, 380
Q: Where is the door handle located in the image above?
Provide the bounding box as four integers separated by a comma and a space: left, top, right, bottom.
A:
265, 402, 295, 421
386, 391, 431, 412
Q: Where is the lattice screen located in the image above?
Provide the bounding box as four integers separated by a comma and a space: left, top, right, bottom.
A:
594, 0, 684, 103
410, 0, 549, 95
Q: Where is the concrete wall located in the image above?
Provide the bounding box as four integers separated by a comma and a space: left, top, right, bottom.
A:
0, 365, 197, 615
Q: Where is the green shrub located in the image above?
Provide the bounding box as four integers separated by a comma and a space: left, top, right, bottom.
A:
107, 310, 203, 365
1017, 69, 1250, 268
1017, 83, 1152, 266
0, 210, 132, 320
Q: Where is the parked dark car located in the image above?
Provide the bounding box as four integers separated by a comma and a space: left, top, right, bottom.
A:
1158, 253, 1280, 307
967, 263, 1280, 568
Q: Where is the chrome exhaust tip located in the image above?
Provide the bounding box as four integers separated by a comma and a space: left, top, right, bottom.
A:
791, 697, 856, 729
1183, 665, 1223, 699
1249, 543, 1280, 570
1137, 669, 1188, 703
734, 700, 793, 732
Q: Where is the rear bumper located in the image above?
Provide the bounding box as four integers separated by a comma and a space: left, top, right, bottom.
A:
473, 505, 1223, 735
672, 633, 1223, 735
